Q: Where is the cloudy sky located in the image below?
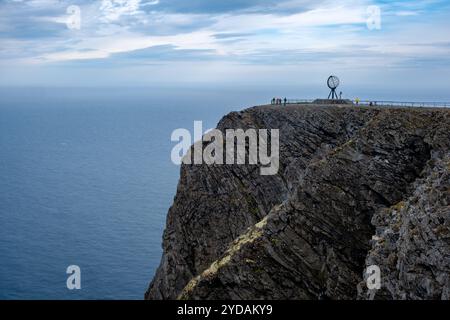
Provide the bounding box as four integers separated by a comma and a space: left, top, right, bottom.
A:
1, 0, 450, 98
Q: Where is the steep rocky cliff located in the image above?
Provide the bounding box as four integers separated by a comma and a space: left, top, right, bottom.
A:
146, 104, 450, 300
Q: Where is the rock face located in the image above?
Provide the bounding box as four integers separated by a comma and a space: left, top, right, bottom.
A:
358, 155, 450, 299
146, 104, 450, 300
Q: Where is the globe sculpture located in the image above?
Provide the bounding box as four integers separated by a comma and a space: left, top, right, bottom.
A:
327, 75, 340, 100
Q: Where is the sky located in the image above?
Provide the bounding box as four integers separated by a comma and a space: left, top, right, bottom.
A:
0, 0, 450, 99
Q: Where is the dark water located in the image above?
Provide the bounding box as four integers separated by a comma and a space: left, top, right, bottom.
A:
0, 87, 267, 299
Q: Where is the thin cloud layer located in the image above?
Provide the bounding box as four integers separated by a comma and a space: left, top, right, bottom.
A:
0, 0, 450, 87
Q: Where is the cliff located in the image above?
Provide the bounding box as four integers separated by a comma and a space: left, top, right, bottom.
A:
146, 103, 450, 300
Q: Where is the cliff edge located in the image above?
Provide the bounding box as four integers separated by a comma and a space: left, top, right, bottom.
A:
146, 104, 450, 300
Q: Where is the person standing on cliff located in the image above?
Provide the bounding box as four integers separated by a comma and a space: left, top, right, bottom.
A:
284, 98, 287, 106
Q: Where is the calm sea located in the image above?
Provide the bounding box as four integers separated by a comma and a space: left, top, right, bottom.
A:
0, 87, 268, 299
2, 85, 446, 299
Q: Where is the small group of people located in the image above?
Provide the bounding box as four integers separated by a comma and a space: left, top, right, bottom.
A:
271, 97, 287, 106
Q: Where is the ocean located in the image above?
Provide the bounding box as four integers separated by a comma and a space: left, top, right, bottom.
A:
0, 87, 268, 299
1, 86, 447, 299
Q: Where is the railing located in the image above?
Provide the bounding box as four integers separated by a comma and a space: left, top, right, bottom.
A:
354, 100, 450, 108
281, 99, 450, 108
286, 99, 314, 104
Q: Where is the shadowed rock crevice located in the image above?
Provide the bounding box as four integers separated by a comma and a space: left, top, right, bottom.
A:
146, 104, 449, 300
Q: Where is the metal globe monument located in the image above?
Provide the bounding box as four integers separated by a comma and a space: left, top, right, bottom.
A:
327, 75, 340, 100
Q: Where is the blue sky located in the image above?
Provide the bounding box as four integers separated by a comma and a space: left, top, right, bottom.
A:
1, 0, 450, 98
